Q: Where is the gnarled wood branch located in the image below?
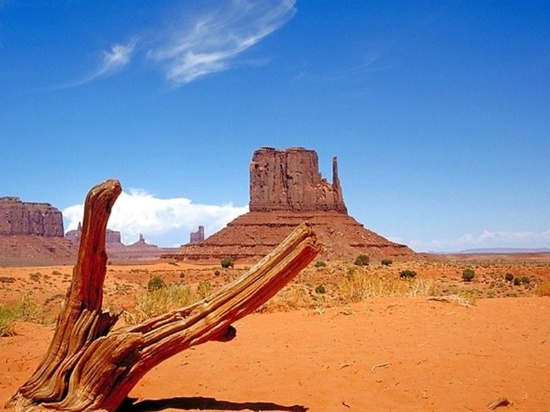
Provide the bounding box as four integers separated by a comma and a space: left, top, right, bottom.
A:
8, 179, 320, 412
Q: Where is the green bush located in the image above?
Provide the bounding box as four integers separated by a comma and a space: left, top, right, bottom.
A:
315, 284, 326, 294
147, 275, 167, 292
513, 277, 522, 286
399, 270, 417, 279
520, 276, 530, 285
462, 268, 475, 282
354, 254, 370, 266
221, 257, 235, 269
314, 261, 327, 268
505, 273, 514, 282
381, 258, 393, 266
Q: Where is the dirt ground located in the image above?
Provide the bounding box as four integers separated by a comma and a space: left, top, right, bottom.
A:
1, 259, 550, 411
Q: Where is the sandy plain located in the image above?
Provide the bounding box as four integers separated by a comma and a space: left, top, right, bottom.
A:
1, 257, 549, 412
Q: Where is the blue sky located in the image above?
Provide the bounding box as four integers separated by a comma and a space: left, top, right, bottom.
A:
1, 0, 549, 252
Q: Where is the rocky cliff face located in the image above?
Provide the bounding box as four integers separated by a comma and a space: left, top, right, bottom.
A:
250, 147, 347, 213
0, 197, 64, 237
168, 147, 416, 263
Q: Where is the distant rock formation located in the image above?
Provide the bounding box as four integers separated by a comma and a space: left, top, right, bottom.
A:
250, 147, 347, 213
0, 196, 64, 237
106, 229, 122, 244
0, 197, 75, 265
166, 147, 415, 263
190, 226, 205, 243
65, 224, 175, 262
65, 222, 82, 244
66, 223, 122, 245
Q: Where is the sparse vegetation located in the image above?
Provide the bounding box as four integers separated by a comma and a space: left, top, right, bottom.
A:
462, 268, 475, 282
535, 280, 550, 297
0, 276, 15, 284
0, 298, 45, 337
125, 284, 196, 325
147, 275, 167, 292
315, 284, 326, 294
399, 269, 417, 279
261, 285, 311, 312
221, 257, 235, 269
197, 280, 212, 299
29, 272, 41, 282
381, 258, 393, 266
456, 289, 479, 306
2, 253, 549, 327
354, 254, 370, 266
339, 266, 434, 302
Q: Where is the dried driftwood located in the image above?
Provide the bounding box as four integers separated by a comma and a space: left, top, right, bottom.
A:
8, 179, 320, 412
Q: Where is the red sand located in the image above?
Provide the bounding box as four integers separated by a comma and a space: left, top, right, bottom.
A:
2, 297, 549, 411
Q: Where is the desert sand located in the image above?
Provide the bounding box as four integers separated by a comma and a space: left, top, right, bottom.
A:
1, 260, 549, 411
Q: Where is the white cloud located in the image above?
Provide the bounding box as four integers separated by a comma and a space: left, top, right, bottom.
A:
147, 0, 296, 84
405, 229, 550, 253
63, 188, 248, 246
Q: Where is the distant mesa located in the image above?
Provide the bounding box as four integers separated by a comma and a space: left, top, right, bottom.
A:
0, 195, 178, 264
0, 196, 65, 237
0, 196, 75, 264
167, 147, 415, 263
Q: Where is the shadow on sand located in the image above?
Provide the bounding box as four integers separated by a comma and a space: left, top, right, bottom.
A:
120, 396, 308, 412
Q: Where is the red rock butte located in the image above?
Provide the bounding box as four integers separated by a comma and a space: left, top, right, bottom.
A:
166, 147, 416, 263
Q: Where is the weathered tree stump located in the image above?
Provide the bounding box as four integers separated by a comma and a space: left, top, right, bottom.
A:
8, 179, 320, 412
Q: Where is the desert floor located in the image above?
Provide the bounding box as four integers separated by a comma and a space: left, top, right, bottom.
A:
1, 259, 550, 411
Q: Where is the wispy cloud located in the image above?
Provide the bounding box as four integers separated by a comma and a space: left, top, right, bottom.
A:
403, 229, 550, 253
63, 188, 248, 246
148, 0, 296, 84
62, 0, 295, 88
55, 39, 137, 88
95, 41, 136, 77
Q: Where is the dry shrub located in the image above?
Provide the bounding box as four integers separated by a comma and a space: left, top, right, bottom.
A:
453, 289, 479, 306
339, 267, 435, 303
536, 280, 550, 297
0, 298, 46, 337
125, 285, 196, 325
261, 285, 313, 312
